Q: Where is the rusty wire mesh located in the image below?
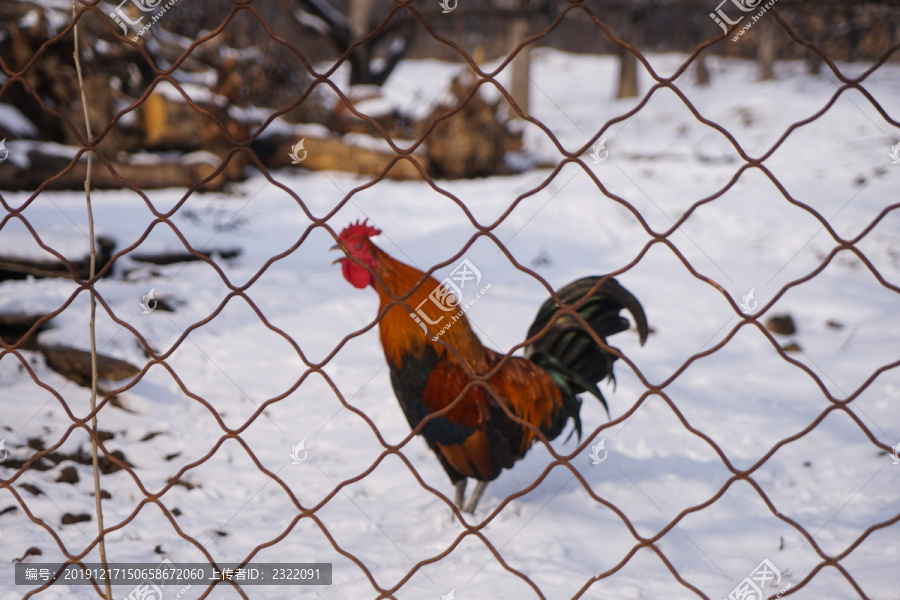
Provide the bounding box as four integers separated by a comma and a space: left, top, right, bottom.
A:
1, 1, 899, 599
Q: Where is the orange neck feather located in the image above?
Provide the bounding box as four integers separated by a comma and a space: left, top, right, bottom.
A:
370, 245, 487, 370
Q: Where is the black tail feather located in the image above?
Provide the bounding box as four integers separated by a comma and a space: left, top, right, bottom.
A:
525, 276, 647, 433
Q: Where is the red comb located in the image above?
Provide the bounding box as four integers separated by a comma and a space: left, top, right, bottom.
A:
340, 219, 381, 240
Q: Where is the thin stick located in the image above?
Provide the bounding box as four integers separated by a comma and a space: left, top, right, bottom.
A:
72, 2, 112, 599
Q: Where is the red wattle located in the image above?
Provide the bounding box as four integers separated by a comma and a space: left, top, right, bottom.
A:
343, 260, 372, 289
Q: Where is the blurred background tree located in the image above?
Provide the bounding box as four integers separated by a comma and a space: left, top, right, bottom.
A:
0, 0, 898, 189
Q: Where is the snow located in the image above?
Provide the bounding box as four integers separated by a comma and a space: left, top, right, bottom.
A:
0, 139, 80, 169
1, 50, 899, 600
17, 10, 40, 31
340, 86, 397, 118
151, 80, 226, 107
14, 2, 69, 36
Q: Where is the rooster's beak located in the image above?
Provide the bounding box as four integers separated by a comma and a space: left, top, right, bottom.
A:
330, 243, 345, 265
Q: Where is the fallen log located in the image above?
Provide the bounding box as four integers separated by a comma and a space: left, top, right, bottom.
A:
38, 344, 141, 387
0, 313, 50, 349
0, 313, 141, 389
0, 236, 115, 281
138, 91, 248, 182
0, 148, 230, 192
130, 247, 241, 265
257, 134, 428, 181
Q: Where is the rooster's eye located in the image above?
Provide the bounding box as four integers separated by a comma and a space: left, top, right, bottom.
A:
355, 243, 363, 250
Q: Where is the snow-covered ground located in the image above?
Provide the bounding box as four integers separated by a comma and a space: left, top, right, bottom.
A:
1, 50, 899, 600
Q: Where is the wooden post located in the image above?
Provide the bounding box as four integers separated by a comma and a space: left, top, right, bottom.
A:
616, 8, 638, 99
696, 48, 710, 86
508, 10, 531, 116
758, 19, 776, 81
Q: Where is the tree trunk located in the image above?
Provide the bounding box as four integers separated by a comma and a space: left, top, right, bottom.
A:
758, 20, 776, 81
807, 51, 822, 75
348, 0, 373, 85
508, 16, 531, 116
696, 48, 710, 86
616, 10, 638, 99
617, 44, 638, 99
349, 0, 371, 40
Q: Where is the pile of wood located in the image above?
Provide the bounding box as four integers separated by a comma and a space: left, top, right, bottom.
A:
0, 2, 300, 190
259, 134, 429, 181
0, 147, 232, 192
0, 1, 529, 190
420, 75, 524, 179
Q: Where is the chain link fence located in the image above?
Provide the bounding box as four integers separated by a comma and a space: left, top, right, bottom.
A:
1, 1, 899, 599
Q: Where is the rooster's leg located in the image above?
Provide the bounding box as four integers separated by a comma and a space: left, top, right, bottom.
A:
463, 480, 487, 514
454, 479, 467, 510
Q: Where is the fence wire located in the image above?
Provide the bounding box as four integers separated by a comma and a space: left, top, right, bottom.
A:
1, 1, 899, 599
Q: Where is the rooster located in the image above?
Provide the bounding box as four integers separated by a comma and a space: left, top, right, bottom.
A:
333, 220, 648, 513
